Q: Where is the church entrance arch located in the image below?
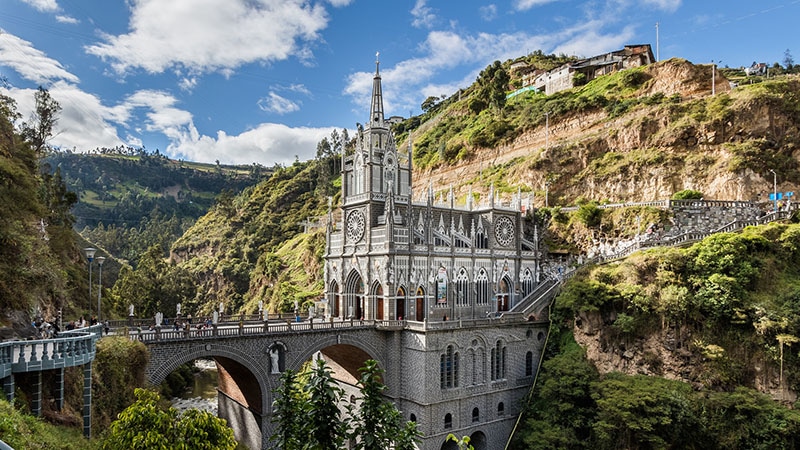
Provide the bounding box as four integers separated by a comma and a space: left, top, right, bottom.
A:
396, 286, 406, 320
415, 287, 425, 322
344, 270, 364, 319
497, 276, 512, 312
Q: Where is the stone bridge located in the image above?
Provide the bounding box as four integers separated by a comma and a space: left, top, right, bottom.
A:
139, 316, 549, 450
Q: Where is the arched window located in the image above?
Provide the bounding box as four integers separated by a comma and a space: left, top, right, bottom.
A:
444, 413, 453, 429
472, 407, 480, 423
471, 350, 477, 385
410, 413, 417, 422
491, 340, 507, 381
440, 345, 459, 389
476, 226, 488, 249
521, 268, 534, 297
525, 351, 533, 376
476, 269, 489, 305
497, 402, 505, 416
456, 268, 470, 306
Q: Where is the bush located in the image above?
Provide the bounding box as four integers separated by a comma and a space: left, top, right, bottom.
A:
671, 189, 704, 200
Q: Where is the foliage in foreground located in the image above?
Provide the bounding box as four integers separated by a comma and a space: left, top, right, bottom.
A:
510, 332, 800, 450
0, 399, 96, 450
271, 359, 419, 450
101, 388, 236, 450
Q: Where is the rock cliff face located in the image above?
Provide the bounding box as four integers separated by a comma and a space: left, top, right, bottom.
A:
415, 60, 800, 207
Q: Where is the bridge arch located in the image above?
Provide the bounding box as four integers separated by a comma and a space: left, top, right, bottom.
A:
146, 343, 271, 416
289, 331, 384, 383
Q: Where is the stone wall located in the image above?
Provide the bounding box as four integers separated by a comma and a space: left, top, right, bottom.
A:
664, 200, 763, 237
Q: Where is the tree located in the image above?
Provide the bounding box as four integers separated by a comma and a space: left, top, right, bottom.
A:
350, 360, 420, 450
21, 86, 62, 155
305, 359, 348, 450
421, 96, 440, 114
475, 61, 510, 112
102, 388, 236, 450
784, 49, 794, 71
270, 369, 308, 450
446, 434, 474, 450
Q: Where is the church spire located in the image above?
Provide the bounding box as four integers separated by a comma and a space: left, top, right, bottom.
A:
370, 52, 384, 126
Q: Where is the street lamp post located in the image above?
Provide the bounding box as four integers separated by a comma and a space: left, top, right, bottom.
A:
84, 248, 96, 317
770, 169, 777, 211
96, 256, 105, 321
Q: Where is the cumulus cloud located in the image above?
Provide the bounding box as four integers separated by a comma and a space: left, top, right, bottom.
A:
514, 0, 560, 11
167, 123, 337, 166
85, 0, 331, 75
344, 29, 552, 115
326, 0, 353, 6
0, 33, 79, 84
479, 4, 498, 21
4, 83, 124, 151
643, 0, 681, 12
55, 15, 79, 24
258, 92, 301, 115
20, 0, 59, 12
411, 0, 436, 29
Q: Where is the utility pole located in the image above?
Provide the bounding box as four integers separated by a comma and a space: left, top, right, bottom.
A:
655, 22, 659, 61
544, 111, 550, 151
711, 60, 721, 96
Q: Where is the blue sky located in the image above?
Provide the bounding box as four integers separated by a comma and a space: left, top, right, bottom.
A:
1, 0, 798, 166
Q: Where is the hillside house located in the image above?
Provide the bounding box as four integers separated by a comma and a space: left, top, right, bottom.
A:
531, 44, 655, 95
744, 62, 767, 76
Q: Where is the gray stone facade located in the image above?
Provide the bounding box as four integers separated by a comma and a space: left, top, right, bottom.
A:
142, 59, 552, 450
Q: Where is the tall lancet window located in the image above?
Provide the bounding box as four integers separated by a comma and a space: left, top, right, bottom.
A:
354, 153, 364, 195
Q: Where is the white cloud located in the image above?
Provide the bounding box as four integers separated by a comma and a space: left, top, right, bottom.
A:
178, 77, 198, 92
55, 15, 79, 24
551, 22, 637, 58
643, 0, 681, 12
411, 0, 437, 29
20, 0, 59, 12
168, 123, 337, 166
258, 92, 301, 115
0, 32, 79, 84
326, 0, 353, 6
479, 4, 498, 21
344, 29, 551, 115
4, 83, 124, 151
85, 0, 332, 76
514, 0, 560, 11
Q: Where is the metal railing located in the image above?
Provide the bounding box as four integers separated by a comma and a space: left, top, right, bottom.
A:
0, 325, 102, 378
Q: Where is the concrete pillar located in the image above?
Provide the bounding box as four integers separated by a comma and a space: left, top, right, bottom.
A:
55, 368, 65, 411
31, 371, 42, 417
2, 374, 14, 403
82, 364, 92, 438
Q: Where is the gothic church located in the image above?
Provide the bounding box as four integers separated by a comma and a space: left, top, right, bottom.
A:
323, 57, 548, 449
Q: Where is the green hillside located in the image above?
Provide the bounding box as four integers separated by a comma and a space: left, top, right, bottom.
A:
43, 151, 268, 266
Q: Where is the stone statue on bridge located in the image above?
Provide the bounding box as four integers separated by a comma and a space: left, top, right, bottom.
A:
129, 304, 134, 316
269, 347, 281, 374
